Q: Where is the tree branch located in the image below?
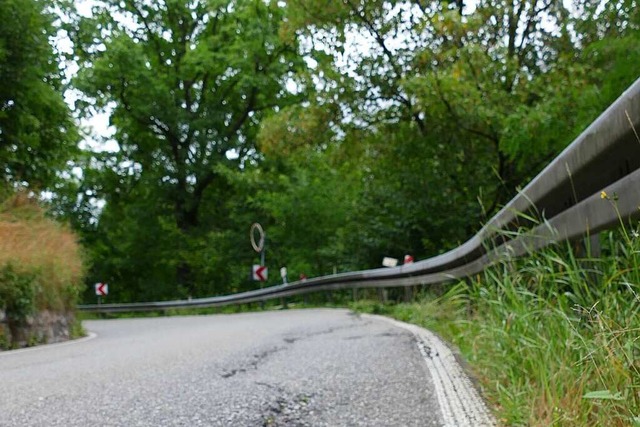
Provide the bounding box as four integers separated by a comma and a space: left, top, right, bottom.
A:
125, 0, 164, 65
434, 74, 498, 143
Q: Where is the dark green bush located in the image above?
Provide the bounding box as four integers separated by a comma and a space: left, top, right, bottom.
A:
0, 264, 40, 345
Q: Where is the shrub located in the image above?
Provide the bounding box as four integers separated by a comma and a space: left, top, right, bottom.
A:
0, 264, 38, 324
0, 193, 85, 313
0, 193, 85, 346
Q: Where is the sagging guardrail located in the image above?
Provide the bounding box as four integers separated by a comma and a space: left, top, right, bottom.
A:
79, 77, 640, 313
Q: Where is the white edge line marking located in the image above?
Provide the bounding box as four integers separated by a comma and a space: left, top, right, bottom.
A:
0, 332, 97, 357
365, 314, 496, 427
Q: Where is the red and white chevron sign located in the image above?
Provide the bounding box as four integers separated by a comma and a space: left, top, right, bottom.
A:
252, 265, 268, 282
95, 282, 108, 296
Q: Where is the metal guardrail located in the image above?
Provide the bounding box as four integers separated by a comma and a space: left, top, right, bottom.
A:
79, 77, 640, 313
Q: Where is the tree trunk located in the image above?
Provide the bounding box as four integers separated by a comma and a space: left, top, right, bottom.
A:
175, 200, 200, 297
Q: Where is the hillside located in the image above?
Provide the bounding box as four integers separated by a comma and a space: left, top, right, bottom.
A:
0, 193, 85, 348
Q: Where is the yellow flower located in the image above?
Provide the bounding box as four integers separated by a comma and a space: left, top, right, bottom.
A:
600, 191, 608, 199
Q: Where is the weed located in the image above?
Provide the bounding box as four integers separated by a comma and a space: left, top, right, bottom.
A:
69, 316, 87, 339
351, 228, 640, 426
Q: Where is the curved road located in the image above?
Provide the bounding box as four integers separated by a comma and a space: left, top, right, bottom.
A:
0, 309, 493, 426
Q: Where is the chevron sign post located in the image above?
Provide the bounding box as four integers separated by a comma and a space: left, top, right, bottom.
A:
252, 265, 268, 282
95, 282, 108, 306
95, 282, 108, 296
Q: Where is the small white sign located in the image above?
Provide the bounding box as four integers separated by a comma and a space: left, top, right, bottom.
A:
95, 282, 108, 296
382, 257, 398, 268
252, 265, 268, 281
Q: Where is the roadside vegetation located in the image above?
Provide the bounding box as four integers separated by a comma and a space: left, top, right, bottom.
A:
0, 193, 85, 348
1, 0, 639, 421
352, 223, 640, 426
44, 0, 639, 304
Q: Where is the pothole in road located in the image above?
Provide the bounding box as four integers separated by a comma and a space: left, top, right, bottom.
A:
260, 391, 317, 427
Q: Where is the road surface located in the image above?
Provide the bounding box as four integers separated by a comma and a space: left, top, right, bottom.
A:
0, 308, 493, 426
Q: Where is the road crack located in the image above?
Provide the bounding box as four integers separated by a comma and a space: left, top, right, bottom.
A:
281, 321, 369, 346
220, 346, 283, 379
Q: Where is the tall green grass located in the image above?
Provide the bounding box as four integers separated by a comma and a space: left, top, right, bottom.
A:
353, 225, 640, 426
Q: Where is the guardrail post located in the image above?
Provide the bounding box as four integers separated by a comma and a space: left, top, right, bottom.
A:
404, 286, 413, 303
326, 291, 333, 305
377, 288, 388, 304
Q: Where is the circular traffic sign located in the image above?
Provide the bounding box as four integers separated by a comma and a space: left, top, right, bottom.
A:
250, 223, 265, 253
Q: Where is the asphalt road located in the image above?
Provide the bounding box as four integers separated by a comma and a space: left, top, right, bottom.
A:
0, 309, 490, 426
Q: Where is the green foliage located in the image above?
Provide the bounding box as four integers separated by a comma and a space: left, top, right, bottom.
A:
0, 193, 86, 312
0, 328, 8, 350
350, 299, 391, 316
365, 227, 640, 426
0, 264, 38, 326
68, 317, 86, 340
240, 145, 361, 277
2, 1, 639, 420
348, 122, 491, 261
274, 0, 640, 267
58, 0, 640, 305
69, 0, 307, 298
286, 0, 582, 215
0, 0, 78, 187
0, 192, 85, 347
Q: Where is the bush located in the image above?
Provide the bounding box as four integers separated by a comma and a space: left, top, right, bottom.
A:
0, 193, 85, 313
0, 193, 85, 346
0, 264, 38, 324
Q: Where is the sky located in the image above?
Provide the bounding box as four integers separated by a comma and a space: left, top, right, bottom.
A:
57, 0, 118, 154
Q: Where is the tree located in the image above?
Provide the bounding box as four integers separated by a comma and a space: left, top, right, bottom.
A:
255, 0, 639, 268
285, 0, 581, 205
271, 0, 626, 260
0, 0, 77, 188
249, 144, 361, 277
63, 0, 640, 301
70, 0, 306, 297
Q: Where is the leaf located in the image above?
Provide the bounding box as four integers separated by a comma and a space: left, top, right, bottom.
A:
582, 390, 624, 401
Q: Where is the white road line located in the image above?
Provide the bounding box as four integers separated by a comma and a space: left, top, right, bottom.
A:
0, 332, 97, 357
367, 315, 496, 427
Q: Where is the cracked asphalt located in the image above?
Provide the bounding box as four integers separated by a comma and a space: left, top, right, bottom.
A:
0, 308, 444, 426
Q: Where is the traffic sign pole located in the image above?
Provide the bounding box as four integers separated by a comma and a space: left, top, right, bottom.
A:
95, 282, 108, 306
251, 223, 266, 287
260, 247, 265, 288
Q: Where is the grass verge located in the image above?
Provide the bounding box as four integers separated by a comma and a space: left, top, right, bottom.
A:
351, 228, 640, 426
